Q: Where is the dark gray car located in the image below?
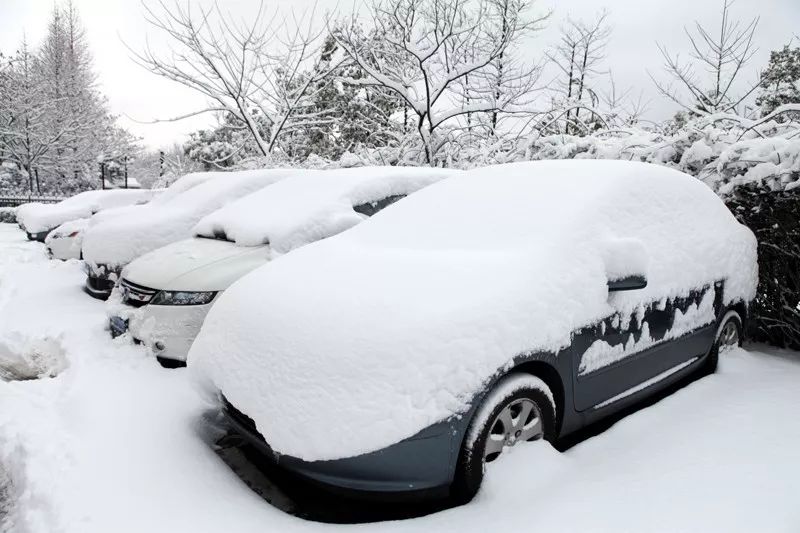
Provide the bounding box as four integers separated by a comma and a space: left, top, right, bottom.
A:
222, 282, 747, 501
192, 160, 757, 502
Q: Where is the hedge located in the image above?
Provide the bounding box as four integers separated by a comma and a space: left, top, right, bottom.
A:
0, 208, 16, 224
727, 185, 800, 350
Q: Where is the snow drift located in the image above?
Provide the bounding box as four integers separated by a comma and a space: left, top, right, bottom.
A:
193, 166, 459, 253
16, 189, 157, 235
190, 160, 758, 461
82, 169, 300, 269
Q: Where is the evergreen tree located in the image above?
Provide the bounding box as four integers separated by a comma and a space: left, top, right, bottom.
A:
0, 38, 60, 193
756, 44, 800, 118
1, 2, 134, 194
280, 32, 406, 161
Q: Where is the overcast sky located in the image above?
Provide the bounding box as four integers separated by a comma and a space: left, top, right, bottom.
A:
1, 0, 798, 150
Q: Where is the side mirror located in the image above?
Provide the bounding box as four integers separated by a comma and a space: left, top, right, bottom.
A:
608, 275, 647, 292
602, 237, 649, 293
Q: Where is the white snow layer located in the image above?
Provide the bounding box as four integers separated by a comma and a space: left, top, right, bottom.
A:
84, 172, 218, 231
15, 189, 157, 234
579, 289, 717, 375
1, 223, 798, 533
189, 160, 758, 461
82, 169, 300, 268
194, 166, 459, 253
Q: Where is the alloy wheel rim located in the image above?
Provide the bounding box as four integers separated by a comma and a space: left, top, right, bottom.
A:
483, 398, 543, 462
719, 321, 739, 353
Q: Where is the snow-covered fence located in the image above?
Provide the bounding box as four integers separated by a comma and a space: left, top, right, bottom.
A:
0, 194, 65, 208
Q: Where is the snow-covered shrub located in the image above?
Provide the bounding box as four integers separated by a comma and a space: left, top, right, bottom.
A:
727, 184, 800, 350
0, 166, 28, 194
0, 208, 15, 224
707, 137, 800, 195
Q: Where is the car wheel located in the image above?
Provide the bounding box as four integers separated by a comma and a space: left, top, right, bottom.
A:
451, 373, 556, 503
705, 311, 742, 373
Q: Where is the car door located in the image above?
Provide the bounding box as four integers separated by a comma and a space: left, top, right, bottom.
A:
572, 282, 722, 412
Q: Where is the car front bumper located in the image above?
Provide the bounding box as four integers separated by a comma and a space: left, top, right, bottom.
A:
26, 229, 51, 242
85, 274, 116, 300
84, 263, 121, 300
113, 300, 215, 364
46, 235, 82, 260
221, 397, 465, 499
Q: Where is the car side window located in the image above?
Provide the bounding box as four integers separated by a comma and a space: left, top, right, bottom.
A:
353, 194, 406, 217
604, 286, 714, 345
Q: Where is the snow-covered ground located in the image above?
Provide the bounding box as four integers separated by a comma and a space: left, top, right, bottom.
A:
0, 222, 798, 533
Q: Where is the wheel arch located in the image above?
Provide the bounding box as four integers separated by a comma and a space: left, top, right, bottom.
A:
507, 359, 566, 436
729, 300, 748, 335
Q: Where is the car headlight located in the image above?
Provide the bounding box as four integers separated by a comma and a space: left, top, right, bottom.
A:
150, 291, 217, 306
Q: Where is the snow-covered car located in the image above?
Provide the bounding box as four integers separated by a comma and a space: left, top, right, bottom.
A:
44, 217, 90, 260
16, 188, 157, 242
44, 173, 223, 262
108, 166, 458, 367
190, 160, 758, 501
81, 169, 299, 300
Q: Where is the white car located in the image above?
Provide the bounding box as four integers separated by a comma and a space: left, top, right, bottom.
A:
44, 217, 90, 260
16, 188, 157, 242
81, 169, 298, 299
44, 172, 226, 261
109, 166, 458, 367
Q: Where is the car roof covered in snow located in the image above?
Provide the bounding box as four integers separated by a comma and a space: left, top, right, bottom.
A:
15, 189, 158, 234
193, 166, 460, 252
82, 169, 300, 267
85, 171, 222, 230
189, 160, 758, 463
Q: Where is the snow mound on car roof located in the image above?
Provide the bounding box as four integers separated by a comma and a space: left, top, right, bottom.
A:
193, 166, 459, 252
189, 160, 758, 462
82, 169, 299, 268
16, 189, 157, 234
84, 172, 219, 231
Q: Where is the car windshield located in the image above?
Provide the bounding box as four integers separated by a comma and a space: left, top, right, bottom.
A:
197, 228, 233, 243
353, 194, 406, 217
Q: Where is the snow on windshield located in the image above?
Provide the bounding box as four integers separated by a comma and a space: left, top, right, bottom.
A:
190, 160, 758, 462
15, 189, 157, 234
193, 166, 459, 252
82, 169, 300, 268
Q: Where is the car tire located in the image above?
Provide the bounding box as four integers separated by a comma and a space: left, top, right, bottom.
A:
451, 373, 556, 504
705, 311, 743, 373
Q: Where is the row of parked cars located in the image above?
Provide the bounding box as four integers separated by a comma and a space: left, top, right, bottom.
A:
13, 161, 758, 503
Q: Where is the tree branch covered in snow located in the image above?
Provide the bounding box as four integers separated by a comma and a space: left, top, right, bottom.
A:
650, 0, 760, 117
132, 0, 345, 156
545, 10, 611, 134
330, 0, 549, 164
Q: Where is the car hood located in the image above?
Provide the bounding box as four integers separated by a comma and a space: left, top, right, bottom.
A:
122, 238, 270, 292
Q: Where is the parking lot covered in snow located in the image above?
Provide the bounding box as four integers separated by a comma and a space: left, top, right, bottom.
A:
1, 222, 799, 533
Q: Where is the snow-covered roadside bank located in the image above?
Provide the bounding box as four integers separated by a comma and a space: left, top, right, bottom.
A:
0, 222, 799, 533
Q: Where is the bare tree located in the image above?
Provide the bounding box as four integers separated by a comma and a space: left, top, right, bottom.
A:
546, 10, 611, 134
332, 0, 548, 164
132, 0, 343, 156
651, 0, 760, 116
600, 72, 650, 127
